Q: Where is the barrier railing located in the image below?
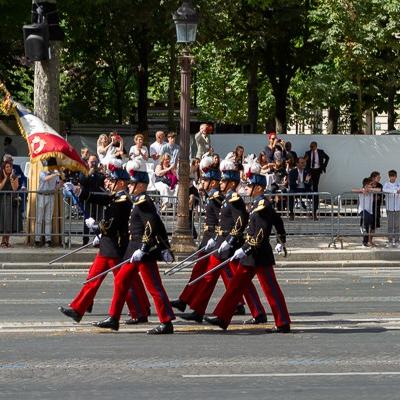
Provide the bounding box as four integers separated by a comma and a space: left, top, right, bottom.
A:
1, 189, 399, 249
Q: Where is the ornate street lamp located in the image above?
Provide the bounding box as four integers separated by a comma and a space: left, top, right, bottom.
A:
171, 1, 199, 253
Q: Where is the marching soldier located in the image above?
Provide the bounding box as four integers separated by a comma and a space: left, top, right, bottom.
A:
180, 157, 267, 324
204, 160, 291, 333
94, 159, 175, 334
58, 161, 150, 324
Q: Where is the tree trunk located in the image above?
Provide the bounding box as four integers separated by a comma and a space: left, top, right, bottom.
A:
167, 42, 177, 131
387, 86, 396, 132
349, 94, 359, 134
365, 109, 374, 135
327, 107, 339, 134
137, 38, 150, 136
274, 88, 288, 134
30, 41, 62, 246
247, 60, 258, 133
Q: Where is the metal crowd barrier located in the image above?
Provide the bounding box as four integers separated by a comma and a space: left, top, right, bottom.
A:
1, 189, 399, 249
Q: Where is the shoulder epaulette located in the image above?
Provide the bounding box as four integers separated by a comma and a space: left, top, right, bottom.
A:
253, 199, 267, 213
210, 190, 220, 200
134, 195, 147, 205
115, 195, 128, 203
228, 193, 241, 203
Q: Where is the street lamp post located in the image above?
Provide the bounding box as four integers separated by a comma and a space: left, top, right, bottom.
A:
171, 1, 199, 254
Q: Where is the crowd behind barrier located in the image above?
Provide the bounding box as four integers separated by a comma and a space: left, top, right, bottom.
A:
1, 189, 399, 250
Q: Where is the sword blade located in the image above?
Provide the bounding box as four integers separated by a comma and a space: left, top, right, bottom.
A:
82, 257, 130, 285
187, 256, 232, 286
164, 246, 205, 275
48, 242, 93, 264
167, 248, 219, 276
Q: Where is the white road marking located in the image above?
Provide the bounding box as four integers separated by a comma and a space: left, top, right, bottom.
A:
0, 279, 70, 283
182, 372, 400, 378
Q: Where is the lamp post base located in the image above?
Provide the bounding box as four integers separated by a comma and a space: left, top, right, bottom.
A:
171, 228, 197, 254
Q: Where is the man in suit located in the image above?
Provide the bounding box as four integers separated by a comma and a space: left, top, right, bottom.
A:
195, 123, 213, 159
288, 157, 312, 220
304, 141, 329, 220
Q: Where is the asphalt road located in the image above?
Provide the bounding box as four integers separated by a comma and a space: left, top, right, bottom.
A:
1, 266, 400, 400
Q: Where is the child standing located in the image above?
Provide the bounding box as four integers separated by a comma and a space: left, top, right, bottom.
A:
382, 170, 400, 247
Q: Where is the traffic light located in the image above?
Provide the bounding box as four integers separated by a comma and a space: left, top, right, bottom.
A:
22, 1, 64, 61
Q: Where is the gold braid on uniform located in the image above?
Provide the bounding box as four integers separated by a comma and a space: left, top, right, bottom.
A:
99, 218, 114, 234
230, 216, 243, 237
245, 228, 264, 248
142, 221, 152, 244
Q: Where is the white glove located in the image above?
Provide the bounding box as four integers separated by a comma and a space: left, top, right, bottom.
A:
218, 240, 232, 254
130, 249, 145, 263
63, 182, 75, 192
204, 238, 216, 251
85, 217, 96, 229
161, 249, 174, 263
275, 243, 284, 254
231, 248, 246, 260
92, 235, 101, 247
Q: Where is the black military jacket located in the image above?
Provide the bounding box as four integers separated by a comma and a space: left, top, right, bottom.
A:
215, 190, 249, 260
124, 192, 170, 261
240, 195, 286, 268
199, 189, 224, 250
98, 191, 132, 258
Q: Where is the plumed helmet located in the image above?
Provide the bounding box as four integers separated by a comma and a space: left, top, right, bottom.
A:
126, 159, 149, 184
220, 158, 240, 182
245, 160, 266, 186
108, 158, 129, 181
200, 156, 221, 181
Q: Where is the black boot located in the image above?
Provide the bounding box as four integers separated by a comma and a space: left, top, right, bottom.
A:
233, 304, 246, 315
93, 316, 119, 331
125, 316, 149, 325
204, 316, 228, 330
170, 299, 187, 312
265, 323, 291, 334
243, 314, 268, 325
58, 306, 82, 323
180, 311, 203, 323
147, 322, 174, 334
86, 303, 93, 313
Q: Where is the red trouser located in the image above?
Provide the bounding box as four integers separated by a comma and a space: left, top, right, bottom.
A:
109, 260, 175, 324
70, 254, 149, 318
213, 263, 291, 328
189, 255, 266, 317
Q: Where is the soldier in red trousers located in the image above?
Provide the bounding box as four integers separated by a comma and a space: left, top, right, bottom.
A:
93, 159, 175, 334
180, 156, 267, 324
204, 159, 291, 333
58, 161, 150, 324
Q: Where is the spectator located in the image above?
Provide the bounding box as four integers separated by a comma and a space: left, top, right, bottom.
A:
285, 141, 298, 164
257, 151, 271, 175
271, 160, 288, 211
97, 134, 113, 164
3, 154, 27, 190
211, 153, 220, 170
34, 158, 63, 247
160, 132, 180, 167
189, 158, 201, 239
78, 154, 107, 245
370, 171, 383, 235
154, 153, 178, 211
80, 147, 90, 163
149, 131, 166, 162
304, 141, 330, 219
3, 136, 17, 157
382, 169, 400, 247
190, 158, 201, 185
288, 157, 312, 220
0, 160, 21, 247
226, 145, 245, 171
265, 132, 277, 163
108, 131, 125, 160
352, 177, 380, 248
129, 133, 149, 161
195, 123, 213, 159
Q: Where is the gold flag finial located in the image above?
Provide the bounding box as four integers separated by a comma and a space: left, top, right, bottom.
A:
0, 82, 14, 115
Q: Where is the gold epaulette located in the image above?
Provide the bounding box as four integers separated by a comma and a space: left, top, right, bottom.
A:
115, 195, 128, 203
210, 191, 220, 200
252, 199, 267, 213
134, 195, 146, 205
228, 193, 240, 203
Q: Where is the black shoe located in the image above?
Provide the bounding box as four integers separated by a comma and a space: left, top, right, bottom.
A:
93, 316, 119, 331
266, 323, 291, 334
45, 241, 52, 248
170, 299, 187, 312
180, 311, 203, 323
243, 314, 268, 325
125, 316, 148, 325
289, 213, 294, 221
301, 202, 307, 210
58, 306, 82, 323
147, 322, 174, 334
233, 304, 246, 315
204, 316, 228, 330
86, 303, 93, 313
34, 241, 42, 248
